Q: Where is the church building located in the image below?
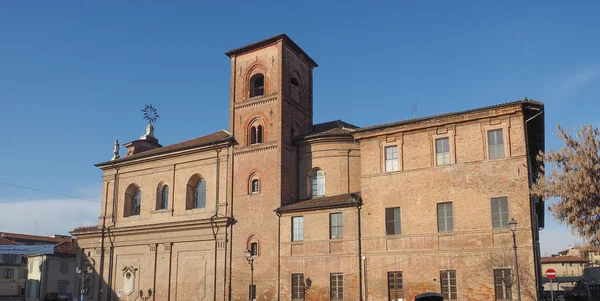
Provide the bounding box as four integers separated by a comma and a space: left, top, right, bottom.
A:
72, 34, 545, 301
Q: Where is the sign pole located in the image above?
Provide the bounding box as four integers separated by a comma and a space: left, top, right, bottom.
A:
550, 278, 553, 301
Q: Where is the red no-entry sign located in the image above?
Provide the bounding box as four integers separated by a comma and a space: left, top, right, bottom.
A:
546, 269, 557, 279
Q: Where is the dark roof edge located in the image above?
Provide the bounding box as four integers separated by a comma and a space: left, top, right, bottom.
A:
95, 133, 232, 167
275, 200, 362, 214
354, 99, 544, 134
225, 33, 318, 68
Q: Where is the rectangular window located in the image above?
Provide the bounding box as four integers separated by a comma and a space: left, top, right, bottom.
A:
60, 260, 68, 273
292, 273, 305, 300
292, 216, 304, 241
58, 281, 69, 294
385, 207, 401, 235
385, 146, 399, 172
440, 270, 457, 301
5, 268, 14, 279
249, 284, 256, 300
491, 197, 509, 229
436, 138, 451, 166
437, 202, 454, 233
494, 269, 512, 301
330, 213, 343, 239
388, 271, 403, 301
330, 273, 344, 301
488, 129, 505, 159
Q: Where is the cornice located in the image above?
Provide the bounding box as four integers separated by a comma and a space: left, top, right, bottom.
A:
234, 95, 278, 110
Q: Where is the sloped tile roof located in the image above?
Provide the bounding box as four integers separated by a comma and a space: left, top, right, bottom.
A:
0, 232, 72, 244
97, 130, 231, 166
541, 256, 588, 263
54, 241, 78, 256
296, 120, 359, 140
355, 99, 544, 133
0, 237, 18, 245
276, 192, 361, 213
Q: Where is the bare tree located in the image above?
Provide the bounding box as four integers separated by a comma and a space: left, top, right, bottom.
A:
477, 250, 538, 301
532, 124, 600, 245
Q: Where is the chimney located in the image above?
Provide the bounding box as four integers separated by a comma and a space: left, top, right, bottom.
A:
124, 124, 162, 157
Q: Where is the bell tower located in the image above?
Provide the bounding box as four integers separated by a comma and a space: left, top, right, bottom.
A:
225, 34, 318, 300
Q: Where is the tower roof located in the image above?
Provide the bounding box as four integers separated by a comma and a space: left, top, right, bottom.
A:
225, 33, 318, 68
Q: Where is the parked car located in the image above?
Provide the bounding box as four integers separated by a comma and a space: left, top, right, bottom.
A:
415, 292, 444, 301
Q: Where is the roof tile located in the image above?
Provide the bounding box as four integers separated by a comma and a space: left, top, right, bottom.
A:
276, 192, 361, 213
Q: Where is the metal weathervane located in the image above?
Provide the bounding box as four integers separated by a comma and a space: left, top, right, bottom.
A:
141, 104, 159, 125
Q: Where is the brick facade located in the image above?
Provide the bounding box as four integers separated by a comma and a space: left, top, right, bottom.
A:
72, 34, 545, 301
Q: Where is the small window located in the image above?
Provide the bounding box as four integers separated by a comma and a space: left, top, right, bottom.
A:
488, 129, 505, 159
3, 254, 17, 264
58, 280, 69, 294
330, 273, 344, 301
330, 213, 343, 239
494, 269, 512, 301
250, 125, 264, 145
290, 77, 300, 100
158, 184, 169, 210
292, 216, 304, 241
385, 146, 399, 172
124, 188, 142, 217
292, 273, 305, 300
491, 197, 509, 229
440, 270, 457, 301
385, 207, 401, 235
436, 137, 451, 166
251, 179, 259, 194
388, 271, 404, 301
250, 73, 264, 98
437, 202, 454, 233
311, 170, 325, 197
5, 268, 14, 279
60, 259, 68, 273
250, 242, 258, 257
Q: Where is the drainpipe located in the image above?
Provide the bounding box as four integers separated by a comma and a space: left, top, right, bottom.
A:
356, 196, 363, 301
277, 211, 282, 301
98, 180, 110, 300
152, 243, 158, 301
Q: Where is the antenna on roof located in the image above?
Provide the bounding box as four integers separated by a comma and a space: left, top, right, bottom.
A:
412, 105, 417, 118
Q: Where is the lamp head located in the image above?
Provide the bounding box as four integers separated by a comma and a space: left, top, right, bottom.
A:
508, 218, 517, 232
244, 248, 251, 259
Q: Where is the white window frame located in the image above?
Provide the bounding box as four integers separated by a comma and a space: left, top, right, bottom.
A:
310, 170, 325, 198
381, 139, 402, 173
292, 216, 304, 241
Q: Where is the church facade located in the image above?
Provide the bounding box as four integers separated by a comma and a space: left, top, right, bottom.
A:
72, 34, 545, 301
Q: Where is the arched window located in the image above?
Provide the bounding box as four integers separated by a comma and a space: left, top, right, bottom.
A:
124, 184, 141, 217
250, 242, 258, 257
249, 122, 264, 145
290, 76, 300, 100
250, 73, 264, 98
251, 179, 259, 194
248, 236, 260, 257
311, 170, 325, 198
157, 184, 169, 210
187, 175, 206, 209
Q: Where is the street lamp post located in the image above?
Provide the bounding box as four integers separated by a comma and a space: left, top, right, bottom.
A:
244, 248, 255, 301
508, 218, 521, 301
76, 266, 93, 301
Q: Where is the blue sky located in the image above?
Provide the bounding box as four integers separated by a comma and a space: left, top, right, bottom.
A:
1, 1, 598, 255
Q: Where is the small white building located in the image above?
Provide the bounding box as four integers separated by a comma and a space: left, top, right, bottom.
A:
25, 241, 79, 301
0, 237, 27, 297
